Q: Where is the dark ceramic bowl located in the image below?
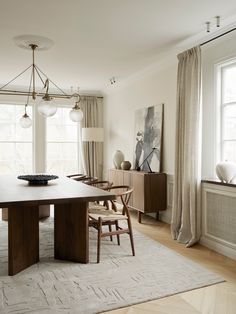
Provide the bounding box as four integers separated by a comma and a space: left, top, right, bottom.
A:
17, 174, 59, 185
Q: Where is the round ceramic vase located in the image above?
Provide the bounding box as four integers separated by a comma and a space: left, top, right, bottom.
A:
113, 150, 125, 169
121, 161, 131, 170
215, 161, 236, 183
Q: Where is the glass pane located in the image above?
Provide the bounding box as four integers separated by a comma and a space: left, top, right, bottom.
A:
47, 143, 62, 160
0, 123, 15, 141
47, 160, 62, 174
0, 104, 33, 174
223, 141, 236, 163
0, 143, 15, 160
15, 143, 32, 161
61, 143, 77, 160
15, 160, 32, 174
46, 107, 79, 175
61, 125, 77, 141
0, 105, 15, 123
63, 107, 75, 125
47, 125, 63, 142
223, 105, 236, 140
223, 65, 236, 103
48, 109, 63, 125
61, 160, 78, 175
0, 161, 15, 174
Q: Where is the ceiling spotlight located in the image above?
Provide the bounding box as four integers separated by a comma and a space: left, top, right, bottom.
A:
206, 22, 210, 33
110, 77, 116, 85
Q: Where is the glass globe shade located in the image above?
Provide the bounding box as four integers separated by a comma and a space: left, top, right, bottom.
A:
19, 114, 32, 128
38, 99, 57, 117
69, 107, 84, 122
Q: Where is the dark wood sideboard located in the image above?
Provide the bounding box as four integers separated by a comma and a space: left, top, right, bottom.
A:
108, 169, 167, 223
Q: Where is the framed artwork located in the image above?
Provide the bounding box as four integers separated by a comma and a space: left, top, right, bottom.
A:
133, 103, 163, 172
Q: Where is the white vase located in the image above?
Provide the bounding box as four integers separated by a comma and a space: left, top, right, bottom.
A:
215, 161, 236, 183
113, 150, 125, 169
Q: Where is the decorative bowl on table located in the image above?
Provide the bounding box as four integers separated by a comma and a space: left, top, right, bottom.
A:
17, 174, 59, 185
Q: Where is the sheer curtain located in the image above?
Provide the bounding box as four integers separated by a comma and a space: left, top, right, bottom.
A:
79, 96, 103, 179
171, 46, 202, 247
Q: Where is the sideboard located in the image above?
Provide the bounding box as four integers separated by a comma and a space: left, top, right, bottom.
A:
108, 169, 167, 223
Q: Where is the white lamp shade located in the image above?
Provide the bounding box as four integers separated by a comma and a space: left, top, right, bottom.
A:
38, 99, 57, 117
19, 115, 32, 128
69, 107, 83, 122
82, 128, 104, 142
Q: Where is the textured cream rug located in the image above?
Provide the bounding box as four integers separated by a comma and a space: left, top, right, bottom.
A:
0, 218, 223, 313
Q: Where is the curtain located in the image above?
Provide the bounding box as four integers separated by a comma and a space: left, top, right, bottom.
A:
79, 96, 103, 179
171, 46, 202, 247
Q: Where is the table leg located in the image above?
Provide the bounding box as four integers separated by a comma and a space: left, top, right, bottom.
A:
8, 205, 39, 276
54, 201, 89, 263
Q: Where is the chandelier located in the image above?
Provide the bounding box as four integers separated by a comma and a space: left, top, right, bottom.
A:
0, 35, 83, 128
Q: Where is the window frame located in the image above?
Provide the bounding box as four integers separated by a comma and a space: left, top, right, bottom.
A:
0, 101, 34, 174
0, 102, 80, 175
216, 58, 236, 163
45, 105, 80, 175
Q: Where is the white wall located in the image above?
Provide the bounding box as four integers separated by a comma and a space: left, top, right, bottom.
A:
202, 32, 236, 178
103, 58, 178, 177
103, 56, 178, 223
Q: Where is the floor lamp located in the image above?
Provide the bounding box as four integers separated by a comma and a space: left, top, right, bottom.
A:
82, 128, 104, 177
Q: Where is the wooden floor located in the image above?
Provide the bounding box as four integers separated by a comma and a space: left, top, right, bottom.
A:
105, 211, 236, 314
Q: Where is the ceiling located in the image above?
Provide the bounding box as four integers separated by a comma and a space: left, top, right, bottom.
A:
0, 0, 236, 93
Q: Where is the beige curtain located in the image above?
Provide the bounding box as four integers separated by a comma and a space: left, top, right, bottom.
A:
171, 46, 202, 247
79, 96, 103, 179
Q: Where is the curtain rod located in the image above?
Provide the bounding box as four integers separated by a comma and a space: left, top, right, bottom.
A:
200, 27, 236, 46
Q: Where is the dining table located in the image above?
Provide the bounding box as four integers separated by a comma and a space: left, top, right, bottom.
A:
0, 175, 115, 276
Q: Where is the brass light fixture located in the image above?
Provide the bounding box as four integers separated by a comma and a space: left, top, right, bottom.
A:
0, 35, 83, 127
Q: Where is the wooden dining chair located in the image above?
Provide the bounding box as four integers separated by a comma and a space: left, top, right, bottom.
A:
81, 176, 98, 185
67, 173, 87, 181
88, 180, 113, 189
89, 185, 135, 263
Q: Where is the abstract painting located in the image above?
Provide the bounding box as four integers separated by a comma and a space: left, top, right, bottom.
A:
133, 104, 163, 172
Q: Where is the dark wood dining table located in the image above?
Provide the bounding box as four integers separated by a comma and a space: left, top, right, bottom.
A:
0, 175, 115, 276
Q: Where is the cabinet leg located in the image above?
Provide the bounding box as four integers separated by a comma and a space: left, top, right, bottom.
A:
138, 211, 142, 223
156, 211, 159, 221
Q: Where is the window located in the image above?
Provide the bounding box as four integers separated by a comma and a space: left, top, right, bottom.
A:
46, 107, 79, 175
0, 104, 33, 174
218, 60, 236, 163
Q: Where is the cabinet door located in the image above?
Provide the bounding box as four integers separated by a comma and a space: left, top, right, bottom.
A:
144, 173, 167, 212
109, 169, 123, 186
132, 173, 144, 212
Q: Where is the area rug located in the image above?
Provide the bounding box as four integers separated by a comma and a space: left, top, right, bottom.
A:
0, 218, 223, 314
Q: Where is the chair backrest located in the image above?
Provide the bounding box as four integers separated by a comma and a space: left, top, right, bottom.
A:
88, 180, 113, 190
82, 176, 98, 185
67, 174, 87, 181
108, 185, 134, 215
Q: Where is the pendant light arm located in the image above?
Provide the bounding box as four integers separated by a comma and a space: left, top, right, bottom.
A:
0, 64, 32, 90
30, 44, 38, 100
35, 65, 70, 97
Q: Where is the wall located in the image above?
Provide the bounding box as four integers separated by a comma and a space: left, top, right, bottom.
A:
103, 56, 178, 223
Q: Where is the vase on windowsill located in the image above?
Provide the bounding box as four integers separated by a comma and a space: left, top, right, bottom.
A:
215, 161, 236, 183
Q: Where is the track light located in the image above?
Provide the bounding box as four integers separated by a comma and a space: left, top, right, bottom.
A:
206, 22, 210, 33
110, 77, 116, 85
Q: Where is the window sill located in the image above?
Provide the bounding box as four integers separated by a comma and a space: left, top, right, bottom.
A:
201, 178, 236, 188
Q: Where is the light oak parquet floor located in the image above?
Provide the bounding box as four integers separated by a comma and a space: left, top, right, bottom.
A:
105, 211, 236, 314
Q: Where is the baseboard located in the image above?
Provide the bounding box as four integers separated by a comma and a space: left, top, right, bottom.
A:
200, 236, 236, 260
159, 209, 171, 224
